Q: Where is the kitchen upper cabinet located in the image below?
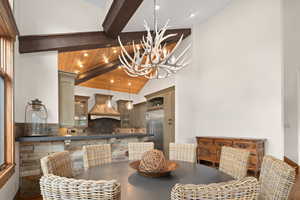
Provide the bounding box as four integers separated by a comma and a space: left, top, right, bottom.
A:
117, 100, 147, 129
74, 95, 89, 128
58, 71, 76, 128
130, 102, 147, 128
117, 100, 131, 128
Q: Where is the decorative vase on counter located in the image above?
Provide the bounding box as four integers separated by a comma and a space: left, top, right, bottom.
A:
24, 99, 49, 136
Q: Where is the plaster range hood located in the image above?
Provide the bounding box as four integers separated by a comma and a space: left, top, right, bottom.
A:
89, 94, 120, 120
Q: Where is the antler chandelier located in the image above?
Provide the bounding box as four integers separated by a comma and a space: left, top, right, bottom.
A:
118, 0, 191, 79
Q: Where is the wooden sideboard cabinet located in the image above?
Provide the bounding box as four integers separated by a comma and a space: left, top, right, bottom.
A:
196, 137, 266, 175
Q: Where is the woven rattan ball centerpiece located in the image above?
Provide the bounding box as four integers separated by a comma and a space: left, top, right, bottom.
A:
139, 149, 167, 173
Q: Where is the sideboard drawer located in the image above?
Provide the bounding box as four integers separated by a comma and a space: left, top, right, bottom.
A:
233, 141, 256, 150
215, 139, 233, 148
197, 146, 217, 162
197, 138, 214, 146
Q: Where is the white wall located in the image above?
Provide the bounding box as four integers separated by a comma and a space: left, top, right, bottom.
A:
0, 143, 19, 200
283, 0, 300, 164
75, 86, 139, 110
14, 50, 59, 123
175, 0, 284, 159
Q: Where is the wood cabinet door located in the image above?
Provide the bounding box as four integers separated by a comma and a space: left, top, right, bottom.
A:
130, 102, 146, 128
198, 146, 217, 162
74, 96, 89, 128
59, 71, 76, 127
163, 89, 175, 158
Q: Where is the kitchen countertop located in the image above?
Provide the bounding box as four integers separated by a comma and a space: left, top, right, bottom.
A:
16, 133, 154, 142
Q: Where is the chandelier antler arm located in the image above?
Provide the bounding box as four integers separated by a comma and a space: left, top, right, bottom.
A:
156, 34, 191, 67
172, 43, 191, 65
118, 36, 136, 63
154, 20, 170, 45
119, 52, 146, 75
120, 56, 152, 77
119, 48, 154, 74
118, 36, 149, 69
161, 34, 184, 61
142, 34, 152, 52
152, 31, 184, 66
119, 51, 134, 69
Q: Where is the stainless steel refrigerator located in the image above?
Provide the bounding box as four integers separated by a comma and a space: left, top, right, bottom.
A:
146, 109, 164, 150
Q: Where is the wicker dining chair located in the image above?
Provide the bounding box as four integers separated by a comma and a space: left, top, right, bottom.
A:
83, 144, 112, 169
171, 177, 260, 200
40, 151, 73, 178
169, 143, 197, 163
219, 146, 250, 179
259, 155, 296, 200
128, 142, 154, 160
40, 174, 121, 200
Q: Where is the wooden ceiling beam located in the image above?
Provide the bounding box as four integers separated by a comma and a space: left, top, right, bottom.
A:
0, 0, 19, 39
18, 29, 191, 53
102, 0, 144, 38
75, 59, 121, 85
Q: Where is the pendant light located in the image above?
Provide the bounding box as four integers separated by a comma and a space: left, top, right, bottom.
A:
106, 79, 114, 108
126, 82, 134, 110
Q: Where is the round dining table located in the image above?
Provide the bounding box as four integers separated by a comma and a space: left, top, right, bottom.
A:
77, 161, 233, 200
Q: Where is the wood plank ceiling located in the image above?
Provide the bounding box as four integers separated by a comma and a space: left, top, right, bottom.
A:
58, 43, 175, 94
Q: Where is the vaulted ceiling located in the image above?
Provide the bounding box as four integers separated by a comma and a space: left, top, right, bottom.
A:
58, 43, 176, 94
19, 0, 231, 94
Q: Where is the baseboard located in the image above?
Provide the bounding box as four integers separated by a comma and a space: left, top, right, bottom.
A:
284, 156, 299, 174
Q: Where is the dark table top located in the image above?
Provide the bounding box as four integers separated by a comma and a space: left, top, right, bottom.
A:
77, 161, 233, 200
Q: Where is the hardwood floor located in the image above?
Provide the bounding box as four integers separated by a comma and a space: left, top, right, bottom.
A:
15, 169, 300, 200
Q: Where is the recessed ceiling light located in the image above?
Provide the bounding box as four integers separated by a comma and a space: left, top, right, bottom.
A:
83, 53, 88, 57
128, 82, 132, 86
189, 13, 196, 18
155, 5, 160, 10
103, 56, 109, 63
113, 49, 117, 53
78, 61, 84, 67
110, 79, 114, 83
